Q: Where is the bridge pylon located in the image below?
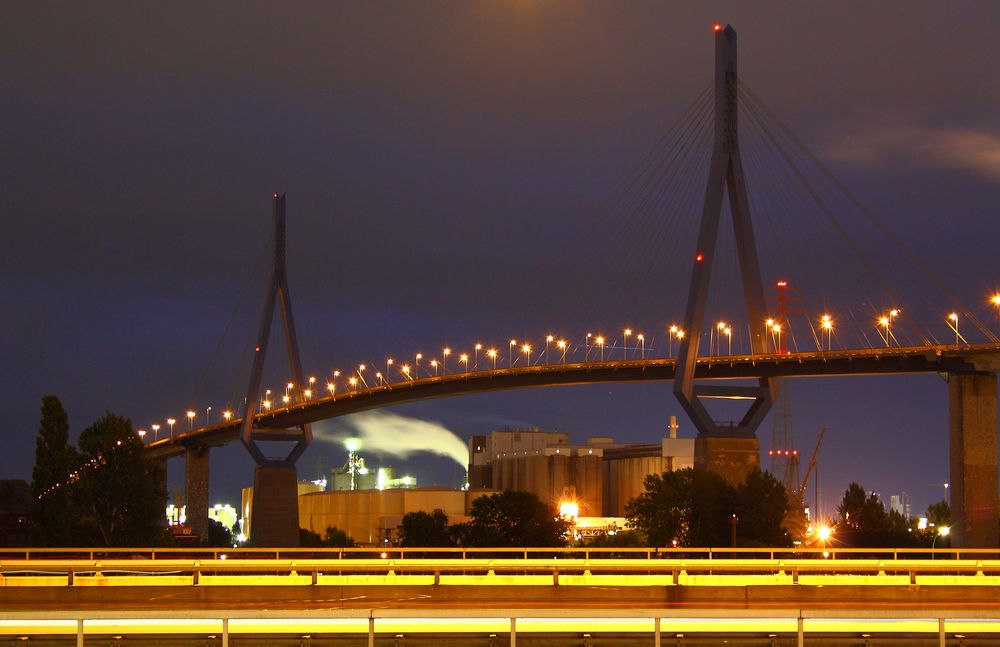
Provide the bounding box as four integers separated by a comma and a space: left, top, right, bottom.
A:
238, 192, 312, 546
674, 25, 776, 484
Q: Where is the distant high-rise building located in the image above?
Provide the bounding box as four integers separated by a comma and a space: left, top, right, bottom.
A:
889, 492, 912, 519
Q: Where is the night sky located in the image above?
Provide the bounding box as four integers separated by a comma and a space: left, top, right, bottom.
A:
3, 2, 999, 519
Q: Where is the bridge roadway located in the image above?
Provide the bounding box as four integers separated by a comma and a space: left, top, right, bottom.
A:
2, 551, 1000, 644
148, 343, 1000, 459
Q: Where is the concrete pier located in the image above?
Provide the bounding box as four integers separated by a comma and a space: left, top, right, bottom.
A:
184, 446, 210, 541
250, 466, 300, 547
694, 436, 759, 485
948, 372, 998, 548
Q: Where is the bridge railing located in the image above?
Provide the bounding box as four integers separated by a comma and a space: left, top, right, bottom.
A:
0, 545, 995, 561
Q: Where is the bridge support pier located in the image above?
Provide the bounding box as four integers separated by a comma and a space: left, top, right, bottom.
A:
694, 435, 759, 485
184, 446, 210, 542
250, 465, 300, 547
948, 372, 998, 548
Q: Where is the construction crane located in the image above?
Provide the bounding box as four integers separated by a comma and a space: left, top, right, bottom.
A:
798, 427, 827, 519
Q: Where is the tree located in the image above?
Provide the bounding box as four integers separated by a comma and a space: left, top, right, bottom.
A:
323, 526, 355, 548
834, 483, 920, 548
400, 509, 455, 547
72, 412, 168, 546
734, 470, 791, 547
626, 468, 791, 547
300, 526, 355, 548
30, 396, 79, 546
626, 468, 734, 546
453, 491, 569, 547
926, 500, 950, 527
299, 527, 324, 547
205, 519, 232, 547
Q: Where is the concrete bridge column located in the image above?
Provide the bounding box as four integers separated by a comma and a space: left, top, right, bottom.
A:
250, 466, 300, 546
694, 436, 759, 485
184, 446, 210, 542
948, 372, 998, 548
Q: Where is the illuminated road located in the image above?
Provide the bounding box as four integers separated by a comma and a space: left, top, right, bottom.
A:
147, 343, 1000, 458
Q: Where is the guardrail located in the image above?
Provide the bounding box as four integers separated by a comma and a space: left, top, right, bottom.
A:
3, 556, 1000, 586
0, 546, 992, 561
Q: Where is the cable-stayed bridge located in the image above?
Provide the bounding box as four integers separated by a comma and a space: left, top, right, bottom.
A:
132, 25, 999, 548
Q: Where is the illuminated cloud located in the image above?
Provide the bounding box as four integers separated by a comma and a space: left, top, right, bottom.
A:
826, 123, 1000, 181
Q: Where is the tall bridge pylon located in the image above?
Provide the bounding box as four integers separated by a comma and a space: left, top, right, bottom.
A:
674, 25, 776, 482
238, 192, 313, 546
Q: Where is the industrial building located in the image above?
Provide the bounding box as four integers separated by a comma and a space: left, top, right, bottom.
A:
298, 487, 495, 545
468, 421, 694, 516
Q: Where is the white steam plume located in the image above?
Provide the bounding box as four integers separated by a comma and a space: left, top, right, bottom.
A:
314, 411, 468, 471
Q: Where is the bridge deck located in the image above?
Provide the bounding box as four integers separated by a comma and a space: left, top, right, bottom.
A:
147, 344, 1000, 458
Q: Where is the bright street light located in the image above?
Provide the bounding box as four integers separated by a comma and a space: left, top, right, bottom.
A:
509, 340, 516, 368
947, 312, 961, 345
545, 335, 554, 364
151, 423, 160, 441
459, 353, 469, 372
401, 364, 412, 380
522, 343, 531, 366
596, 336, 605, 361
185, 410, 195, 431
623, 328, 632, 360
669, 325, 679, 356
820, 314, 833, 351
557, 339, 567, 363
431, 359, 439, 376
442, 348, 451, 374
488, 348, 498, 370
637, 333, 645, 360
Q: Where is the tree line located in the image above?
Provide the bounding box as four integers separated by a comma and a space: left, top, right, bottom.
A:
31, 396, 167, 546
27, 395, 955, 549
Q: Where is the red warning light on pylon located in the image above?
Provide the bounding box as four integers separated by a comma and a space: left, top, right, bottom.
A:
777, 280, 787, 287
695, 253, 704, 262
713, 23, 722, 32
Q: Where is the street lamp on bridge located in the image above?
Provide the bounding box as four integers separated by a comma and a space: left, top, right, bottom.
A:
151, 423, 160, 441
595, 336, 605, 361
947, 312, 960, 345
442, 348, 451, 374
522, 343, 532, 366
488, 348, 498, 370
558, 339, 567, 363
185, 410, 195, 431
624, 328, 632, 360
